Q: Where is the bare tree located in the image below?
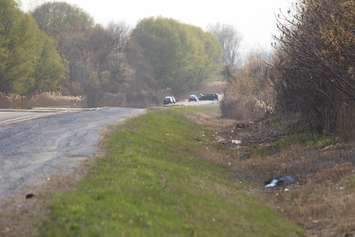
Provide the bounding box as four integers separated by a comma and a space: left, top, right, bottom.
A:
273, 0, 355, 134
107, 22, 130, 61
221, 49, 274, 120
208, 23, 242, 69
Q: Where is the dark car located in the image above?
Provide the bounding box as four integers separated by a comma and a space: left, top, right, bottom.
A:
199, 93, 219, 101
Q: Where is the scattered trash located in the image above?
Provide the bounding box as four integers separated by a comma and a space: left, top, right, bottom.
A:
312, 220, 319, 224
231, 140, 242, 145
25, 193, 35, 199
216, 136, 227, 144
265, 179, 278, 188
321, 145, 334, 151
264, 176, 297, 189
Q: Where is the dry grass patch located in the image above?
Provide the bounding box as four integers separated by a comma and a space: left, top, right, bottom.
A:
0, 92, 84, 109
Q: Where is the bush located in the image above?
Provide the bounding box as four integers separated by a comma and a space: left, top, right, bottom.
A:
273, 0, 355, 136
221, 51, 274, 120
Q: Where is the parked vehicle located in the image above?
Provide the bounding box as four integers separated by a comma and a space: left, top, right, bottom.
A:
199, 93, 219, 101
188, 95, 199, 102
163, 96, 176, 105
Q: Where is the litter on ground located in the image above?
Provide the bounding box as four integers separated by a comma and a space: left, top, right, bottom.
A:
264, 176, 297, 188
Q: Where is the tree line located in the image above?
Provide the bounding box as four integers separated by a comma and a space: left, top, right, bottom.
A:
32, 2, 133, 106
1, 1, 226, 107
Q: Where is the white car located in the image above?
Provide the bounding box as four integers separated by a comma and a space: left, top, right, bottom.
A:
163, 96, 176, 105
188, 95, 199, 102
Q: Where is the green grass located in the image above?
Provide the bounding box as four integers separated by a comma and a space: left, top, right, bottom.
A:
39, 110, 303, 237
303, 134, 337, 148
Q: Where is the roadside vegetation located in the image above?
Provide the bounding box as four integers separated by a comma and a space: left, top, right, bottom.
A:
38, 109, 302, 237
213, 114, 355, 236
218, 0, 355, 235
273, 0, 355, 137
221, 49, 273, 120
222, 0, 354, 137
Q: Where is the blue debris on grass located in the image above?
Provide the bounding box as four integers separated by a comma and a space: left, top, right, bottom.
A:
264, 176, 297, 189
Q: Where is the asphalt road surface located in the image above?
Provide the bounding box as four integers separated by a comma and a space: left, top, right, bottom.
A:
0, 111, 57, 126
0, 107, 145, 198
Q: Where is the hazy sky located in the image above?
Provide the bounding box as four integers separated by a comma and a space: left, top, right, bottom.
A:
20, 0, 295, 54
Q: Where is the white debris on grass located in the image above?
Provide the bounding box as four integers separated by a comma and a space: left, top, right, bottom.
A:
232, 140, 242, 145
265, 179, 278, 188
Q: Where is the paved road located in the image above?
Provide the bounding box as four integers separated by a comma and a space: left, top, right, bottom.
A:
0, 107, 145, 198
0, 108, 96, 126
0, 111, 57, 126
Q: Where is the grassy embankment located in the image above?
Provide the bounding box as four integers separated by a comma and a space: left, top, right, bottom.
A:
39, 108, 302, 237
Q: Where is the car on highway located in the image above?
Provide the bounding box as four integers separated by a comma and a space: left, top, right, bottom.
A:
163, 96, 176, 105
188, 95, 199, 102
199, 93, 219, 101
